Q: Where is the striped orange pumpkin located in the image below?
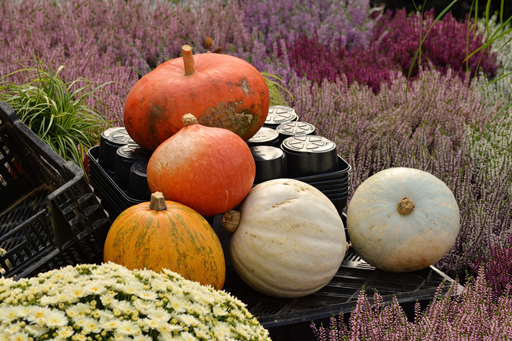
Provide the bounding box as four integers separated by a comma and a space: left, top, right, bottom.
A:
103, 192, 226, 289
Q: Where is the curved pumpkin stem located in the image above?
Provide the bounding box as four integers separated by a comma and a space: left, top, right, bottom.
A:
150, 192, 167, 211
221, 210, 241, 232
182, 114, 198, 126
182, 45, 196, 76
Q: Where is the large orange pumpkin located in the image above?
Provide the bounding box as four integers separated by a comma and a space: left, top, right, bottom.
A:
147, 114, 256, 217
124, 45, 270, 151
103, 192, 226, 290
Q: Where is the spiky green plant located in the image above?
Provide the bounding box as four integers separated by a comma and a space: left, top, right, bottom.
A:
0, 60, 113, 174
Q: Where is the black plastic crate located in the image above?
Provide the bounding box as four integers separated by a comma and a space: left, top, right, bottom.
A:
223, 250, 460, 341
213, 213, 461, 341
0, 102, 111, 278
88, 145, 145, 220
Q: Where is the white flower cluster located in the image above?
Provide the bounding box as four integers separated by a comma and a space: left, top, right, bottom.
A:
0, 262, 271, 341
469, 16, 512, 184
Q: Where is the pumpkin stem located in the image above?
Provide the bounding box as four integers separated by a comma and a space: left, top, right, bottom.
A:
182, 45, 196, 76
149, 192, 167, 211
397, 197, 415, 215
221, 210, 241, 232
182, 114, 198, 126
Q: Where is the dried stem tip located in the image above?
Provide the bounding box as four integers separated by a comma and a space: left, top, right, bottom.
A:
149, 192, 167, 211
182, 45, 196, 76
222, 210, 242, 232
182, 114, 198, 126
397, 197, 415, 216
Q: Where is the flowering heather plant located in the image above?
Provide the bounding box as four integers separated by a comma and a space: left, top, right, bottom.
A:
278, 8, 499, 92
311, 268, 512, 340
291, 68, 512, 277
0, 0, 253, 122
470, 16, 512, 184
239, 0, 377, 50
472, 238, 512, 301
0, 262, 271, 341
373, 9, 498, 80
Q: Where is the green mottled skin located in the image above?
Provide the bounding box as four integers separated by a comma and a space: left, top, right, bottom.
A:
104, 200, 226, 289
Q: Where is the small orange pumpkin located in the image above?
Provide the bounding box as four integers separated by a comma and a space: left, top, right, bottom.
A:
103, 192, 226, 289
147, 114, 256, 217
124, 45, 270, 151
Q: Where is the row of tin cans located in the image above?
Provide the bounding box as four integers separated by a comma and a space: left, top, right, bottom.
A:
93, 106, 350, 210
98, 127, 152, 201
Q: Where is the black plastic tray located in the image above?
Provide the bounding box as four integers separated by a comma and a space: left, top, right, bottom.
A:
219, 214, 460, 341
0, 102, 111, 279
307, 176, 350, 188
294, 156, 351, 183
88, 146, 145, 221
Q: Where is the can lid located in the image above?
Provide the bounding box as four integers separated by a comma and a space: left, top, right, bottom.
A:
103, 127, 135, 146
265, 106, 298, 125
117, 144, 151, 160
250, 146, 284, 161
131, 159, 148, 177
281, 135, 336, 154
101, 127, 124, 140
247, 127, 279, 144
276, 121, 316, 136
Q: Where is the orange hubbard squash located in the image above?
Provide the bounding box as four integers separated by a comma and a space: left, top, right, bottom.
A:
147, 114, 256, 217
103, 192, 226, 289
124, 45, 270, 151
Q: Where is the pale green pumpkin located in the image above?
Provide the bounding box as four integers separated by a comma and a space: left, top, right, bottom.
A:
347, 167, 460, 272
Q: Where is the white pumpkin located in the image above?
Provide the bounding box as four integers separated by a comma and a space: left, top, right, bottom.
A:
347, 167, 460, 272
222, 179, 347, 298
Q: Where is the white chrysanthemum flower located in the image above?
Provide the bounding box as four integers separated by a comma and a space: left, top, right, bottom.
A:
213, 306, 228, 317
7, 331, 30, 341
133, 298, 154, 315
73, 334, 87, 341
188, 303, 209, 316
188, 291, 215, 306
44, 309, 67, 328
175, 314, 199, 327
26, 306, 54, 324
39, 295, 60, 306
66, 285, 87, 301
194, 328, 209, 340
66, 303, 90, 319
96, 309, 115, 321
57, 326, 74, 338
110, 299, 134, 314
81, 316, 102, 334
114, 320, 141, 336
157, 321, 183, 334
136, 290, 157, 301
147, 308, 171, 322
235, 323, 253, 339
137, 269, 155, 280
180, 331, 198, 341
150, 279, 167, 292
115, 282, 143, 295
56, 291, 77, 304
100, 317, 121, 330
142, 317, 160, 330
24, 324, 48, 338
133, 335, 153, 341
167, 296, 187, 314
0, 306, 21, 323
100, 293, 114, 307
157, 332, 175, 341
84, 281, 107, 296
213, 321, 233, 339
